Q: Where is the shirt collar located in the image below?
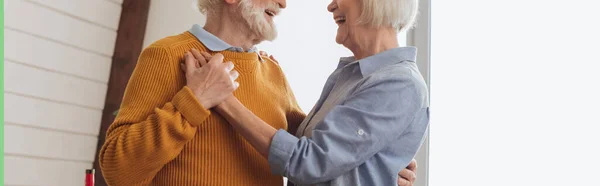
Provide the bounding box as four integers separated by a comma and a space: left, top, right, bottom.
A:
189, 24, 258, 53
338, 47, 417, 76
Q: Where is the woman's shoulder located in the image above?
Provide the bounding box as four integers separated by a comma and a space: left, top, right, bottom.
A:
363, 62, 424, 86
358, 62, 428, 104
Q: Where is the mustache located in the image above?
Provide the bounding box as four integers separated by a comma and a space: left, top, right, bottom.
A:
240, 0, 281, 16
264, 2, 281, 15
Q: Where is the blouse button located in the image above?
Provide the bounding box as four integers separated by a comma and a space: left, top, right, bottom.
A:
357, 129, 365, 136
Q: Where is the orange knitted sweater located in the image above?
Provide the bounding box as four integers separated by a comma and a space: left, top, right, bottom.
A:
99, 31, 305, 186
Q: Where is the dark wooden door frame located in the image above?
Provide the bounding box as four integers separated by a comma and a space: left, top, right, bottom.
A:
92, 0, 151, 185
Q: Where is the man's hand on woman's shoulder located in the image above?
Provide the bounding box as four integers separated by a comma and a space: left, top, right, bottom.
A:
398, 159, 418, 186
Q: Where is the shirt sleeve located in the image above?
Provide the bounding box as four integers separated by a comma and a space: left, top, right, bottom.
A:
268, 74, 424, 185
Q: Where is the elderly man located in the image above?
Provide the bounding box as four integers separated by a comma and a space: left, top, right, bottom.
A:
99, 0, 417, 185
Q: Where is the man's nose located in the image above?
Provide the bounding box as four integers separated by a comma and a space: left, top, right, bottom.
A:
275, 0, 286, 9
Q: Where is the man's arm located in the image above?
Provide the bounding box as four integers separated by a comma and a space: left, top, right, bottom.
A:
398, 159, 418, 186
286, 107, 305, 135
99, 48, 236, 185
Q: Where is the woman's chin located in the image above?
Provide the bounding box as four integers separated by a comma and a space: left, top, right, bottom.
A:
335, 34, 345, 45
336, 27, 349, 45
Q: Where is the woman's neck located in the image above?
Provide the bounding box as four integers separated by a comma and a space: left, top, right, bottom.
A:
349, 28, 399, 60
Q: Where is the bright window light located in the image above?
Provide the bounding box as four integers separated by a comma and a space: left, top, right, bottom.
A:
429, 1, 600, 186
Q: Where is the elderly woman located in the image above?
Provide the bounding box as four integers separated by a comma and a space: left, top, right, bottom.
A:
197, 0, 428, 185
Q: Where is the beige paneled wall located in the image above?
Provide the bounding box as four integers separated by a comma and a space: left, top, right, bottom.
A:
3, 0, 122, 185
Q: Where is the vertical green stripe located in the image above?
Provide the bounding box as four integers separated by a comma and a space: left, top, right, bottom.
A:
1, 0, 6, 185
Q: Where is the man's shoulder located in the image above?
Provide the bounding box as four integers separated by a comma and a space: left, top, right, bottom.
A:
261, 54, 279, 65
146, 31, 201, 50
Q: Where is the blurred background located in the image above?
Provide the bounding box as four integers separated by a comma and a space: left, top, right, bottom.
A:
3, 0, 599, 186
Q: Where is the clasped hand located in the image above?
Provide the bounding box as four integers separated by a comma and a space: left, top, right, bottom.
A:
180, 49, 239, 109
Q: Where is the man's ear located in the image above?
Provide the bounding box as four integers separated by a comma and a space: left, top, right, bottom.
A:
224, 0, 239, 5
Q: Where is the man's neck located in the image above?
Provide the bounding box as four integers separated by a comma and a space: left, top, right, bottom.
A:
203, 12, 260, 51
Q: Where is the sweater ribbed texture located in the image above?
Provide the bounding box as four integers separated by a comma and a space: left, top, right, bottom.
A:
99, 31, 306, 186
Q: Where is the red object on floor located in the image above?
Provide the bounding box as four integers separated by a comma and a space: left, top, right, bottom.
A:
86, 169, 95, 186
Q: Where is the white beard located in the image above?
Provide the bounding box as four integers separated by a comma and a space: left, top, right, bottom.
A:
239, 0, 278, 41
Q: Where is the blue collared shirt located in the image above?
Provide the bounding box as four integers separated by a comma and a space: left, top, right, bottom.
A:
189, 24, 259, 53
268, 47, 430, 186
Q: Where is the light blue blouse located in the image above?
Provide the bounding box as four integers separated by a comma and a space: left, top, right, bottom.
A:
269, 47, 430, 186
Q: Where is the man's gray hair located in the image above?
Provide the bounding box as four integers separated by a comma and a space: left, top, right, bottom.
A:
358, 0, 419, 32
196, 0, 223, 15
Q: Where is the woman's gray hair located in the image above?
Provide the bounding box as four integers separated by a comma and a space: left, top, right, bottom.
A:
357, 0, 419, 32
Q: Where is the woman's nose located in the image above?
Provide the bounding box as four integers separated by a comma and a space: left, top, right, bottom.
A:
327, 0, 337, 13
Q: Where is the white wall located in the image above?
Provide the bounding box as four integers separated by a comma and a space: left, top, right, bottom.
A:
255, 0, 352, 111
3, 0, 122, 185
143, 0, 205, 48
407, 1, 431, 185
429, 1, 600, 186
257, 0, 409, 111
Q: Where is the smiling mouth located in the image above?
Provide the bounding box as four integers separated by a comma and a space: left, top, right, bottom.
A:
335, 16, 346, 25
265, 10, 276, 17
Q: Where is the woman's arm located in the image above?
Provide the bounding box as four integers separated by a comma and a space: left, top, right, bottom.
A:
216, 74, 425, 185
216, 97, 278, 157
213, 51, 304, 157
